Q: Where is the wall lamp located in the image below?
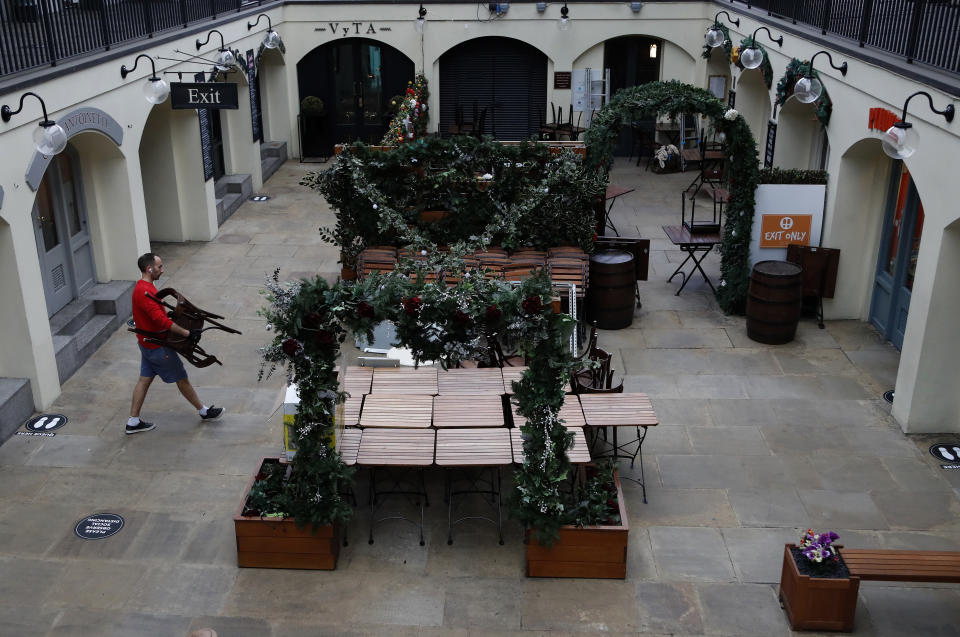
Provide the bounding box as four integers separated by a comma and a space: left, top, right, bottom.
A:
247, 14, 281, 50
882, 91, 955, 159
120, 54, 170, 105
631, 2, 643, 12
196, 29, 236, 71
793, 51, 847, 104
705, 11, 739, 48
558, 3, 570, 31
1, 92, 67, 155
415, 4, 426, 33
740, 26, 783, 70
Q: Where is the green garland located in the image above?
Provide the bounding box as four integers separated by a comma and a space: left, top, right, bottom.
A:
259, 267, 579, 541
584, 81, 758, 312
733, 37, 774, 90
301, 137, 603, 268
382, 74, 430, 145
701, 22, 733, 61
775, 58, 833, 126
759, 167, 828, 185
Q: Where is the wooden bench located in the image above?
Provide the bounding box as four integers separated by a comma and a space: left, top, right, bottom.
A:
842, 549, 960, 582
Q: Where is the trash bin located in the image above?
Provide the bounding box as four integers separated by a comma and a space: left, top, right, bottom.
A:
587, 249, 635, 330
746, 260, 803, 344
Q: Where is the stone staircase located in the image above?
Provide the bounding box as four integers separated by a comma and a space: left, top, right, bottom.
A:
215, 173, 252, 226
261, 140, 287, 183
0, 378, 33, 442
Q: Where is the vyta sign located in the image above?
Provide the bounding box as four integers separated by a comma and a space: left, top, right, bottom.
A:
171, 83, 239, 110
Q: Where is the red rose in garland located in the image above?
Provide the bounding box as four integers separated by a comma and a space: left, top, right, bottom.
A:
485, 304, 502, 323
281, 338, 301, 356
304, 311, 325, 328
356, 301, 376, 319
402, 296, 422, 316
315, 329, 336, 346
452, 310, 473, 326
522, 295, 543, 314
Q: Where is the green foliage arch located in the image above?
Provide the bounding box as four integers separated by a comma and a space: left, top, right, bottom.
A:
775, 58, 833, 127
584, 80, 759, 312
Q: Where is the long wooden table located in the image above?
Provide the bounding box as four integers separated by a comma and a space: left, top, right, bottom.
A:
434, 395, 505, 428
370, 367, 439, 395
359, 394, 433, 428
437, 368, 504, 395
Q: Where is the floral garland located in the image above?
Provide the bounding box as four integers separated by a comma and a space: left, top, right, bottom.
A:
584, 81, 759, 313
701, 22, 733, 62
259, 267, 579, 541
732, 37, 774, 89
775, 58, 833, 126
382, 74, 430, 145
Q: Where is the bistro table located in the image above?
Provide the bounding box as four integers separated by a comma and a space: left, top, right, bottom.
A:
501, 366, 528, 395
434, 395, 506, 428
357, 428, 436, 545
662, 224, 721, 295
578, 392, 658, 502
437, 368, 504, 395
341, 365, 373, 396
510, 427, 592, 465
603, 185, 635, 237
370, 367, 438, 395
435, 428, 513, 544
510, 396, 586, 429
341, 396, 364, 427
359, 394, 433, 428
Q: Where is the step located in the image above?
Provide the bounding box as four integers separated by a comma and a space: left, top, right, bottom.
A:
49, 298, 96, 336
260, 140, 287, 161
217, 173, 252, 197
218, 192, 243, 225
261, 156, 283, 183
0, 377, 33, 443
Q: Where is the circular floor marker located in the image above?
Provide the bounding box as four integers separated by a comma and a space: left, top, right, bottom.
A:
929, 444, 960, 463
24, 414, 68, 432
882, 390, 894, 404
75, 513, 124, 540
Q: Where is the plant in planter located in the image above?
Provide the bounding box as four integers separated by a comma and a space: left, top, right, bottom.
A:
779, 529, 860, 632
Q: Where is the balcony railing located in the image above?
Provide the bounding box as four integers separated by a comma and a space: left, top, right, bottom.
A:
0, 0, 267, 79
741, 0, 960, 74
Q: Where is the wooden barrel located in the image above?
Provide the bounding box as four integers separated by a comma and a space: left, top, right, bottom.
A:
588, 250, 635, 330
746, 260, 803, 344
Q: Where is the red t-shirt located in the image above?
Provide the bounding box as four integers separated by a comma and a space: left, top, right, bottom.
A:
132, 279, 172, 349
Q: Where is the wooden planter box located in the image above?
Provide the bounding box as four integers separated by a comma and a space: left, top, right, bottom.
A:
525, 469, 628, 579
234, 457, 340, 570
779, 543, 860, 632
419, 209, 450, 223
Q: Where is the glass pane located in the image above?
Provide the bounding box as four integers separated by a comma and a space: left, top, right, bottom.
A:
905, 198, 924, 291
57, 153, 83, 237
884, 165, 911, 278
362, 45, 383, 125
36, 177, 59, 252
334, 45, 356, 126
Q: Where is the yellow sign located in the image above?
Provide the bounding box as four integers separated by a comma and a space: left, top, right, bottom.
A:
760, 214, 813, 248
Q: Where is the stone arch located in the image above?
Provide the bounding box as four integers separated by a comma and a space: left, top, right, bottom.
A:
257, 46, 289, 144
26, 107, 123, 192
734, 69, 771, 159
775, 97, 825, 170
570, 32, 698, 71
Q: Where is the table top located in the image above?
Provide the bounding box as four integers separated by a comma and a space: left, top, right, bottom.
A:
342, 366, 373, 396
359, 394, 434, 428
436, 428, 513, 466
371, 367, 439, 395
578, 392, 659, 427
433, 395, 506, 428
511, 428, 591, 464
501, 366, 528, 394
338, 427, 362, 466
341, 396, 363, 427
356, 428, 436, 466
437, 368, 505, 395
605, 184, 635, 200
511, 396, 585, 429
681, 148, 724, 162
663, 225, 722, 247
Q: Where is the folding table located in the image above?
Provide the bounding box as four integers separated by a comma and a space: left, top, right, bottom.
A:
603, 185, 635, 237
662, 224, 722, 295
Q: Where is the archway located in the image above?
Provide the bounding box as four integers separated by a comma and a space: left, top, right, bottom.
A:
257, 46, 288, 145
297, 38, 415, 156
734, 69, 771, 161
776, 98, 826, 170
438, 36, 547, 140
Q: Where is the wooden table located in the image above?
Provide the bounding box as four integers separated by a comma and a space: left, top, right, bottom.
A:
371, 367, 438, 395
578, 392, 658, 502
356, 428, 436, 546
501, 366, 528, 394
341, 396, 363, 427
338, 427, 362, 466
434, 395, 506, 428
662, 225, 722, 295
437, 368, 505, 395
436, 428, 513, 544
359, 394, 433, 428
510, 428, 592, 464
341, 365, 373, 396
603, 184, 635, 237
510, 396, 585, 429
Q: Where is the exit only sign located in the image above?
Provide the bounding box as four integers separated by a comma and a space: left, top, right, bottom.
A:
759, 214, 813, 248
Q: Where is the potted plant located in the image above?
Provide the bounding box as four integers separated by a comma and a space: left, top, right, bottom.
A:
779, 529, 860, 631
234, 457, 342, 570
525, 461, 629, 579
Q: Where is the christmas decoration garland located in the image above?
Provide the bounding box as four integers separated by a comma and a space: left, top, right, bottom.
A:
382, 74, 430, 144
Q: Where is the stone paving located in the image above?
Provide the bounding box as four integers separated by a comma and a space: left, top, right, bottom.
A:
1, 159, 959, 636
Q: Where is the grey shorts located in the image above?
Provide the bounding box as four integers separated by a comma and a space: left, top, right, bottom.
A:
139, 344, 188, 383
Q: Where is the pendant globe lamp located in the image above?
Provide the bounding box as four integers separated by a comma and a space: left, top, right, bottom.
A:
705, 10, 739, 48
196, 29, 236, 71
248, 14, 282, 50
741, 26, 783, 70
415, 4, 427, 33
882, 91, 955, 159
793, 50, 847, 104
120, 54, 170, 105
558, 3, 570, 31
1, 92, 68, 155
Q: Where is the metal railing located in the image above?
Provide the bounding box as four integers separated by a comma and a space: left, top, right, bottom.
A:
0, 0, 266, 78
740, 0, 960, 74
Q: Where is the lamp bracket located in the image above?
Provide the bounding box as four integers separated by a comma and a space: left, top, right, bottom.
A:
1, 91, 53, 125
120, 53, 159, 80
247, 13, 272, 31
900, 91, 955, 124
196, 29, 226, 52
750, 26, 783, 48
807, 50, 847, 77
713, 10, 739, 27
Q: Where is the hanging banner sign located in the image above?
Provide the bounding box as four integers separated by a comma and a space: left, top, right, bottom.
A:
171, 83, 239, 110
764, 120, 777, 168
728, 89, 736, 108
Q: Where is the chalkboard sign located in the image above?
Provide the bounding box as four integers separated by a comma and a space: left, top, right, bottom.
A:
764, 120, 777, 168
247, 50, 263, 143
196, 73, 214, 181
554, 72, 572, 89
728, 89, 736, 108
